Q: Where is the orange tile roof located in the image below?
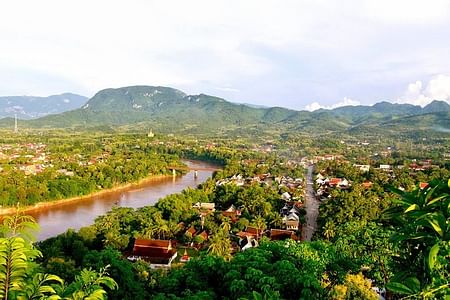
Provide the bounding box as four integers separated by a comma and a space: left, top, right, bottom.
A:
419, 182, 429, 189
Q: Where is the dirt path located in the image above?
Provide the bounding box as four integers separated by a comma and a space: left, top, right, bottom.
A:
302, 164, 320, 241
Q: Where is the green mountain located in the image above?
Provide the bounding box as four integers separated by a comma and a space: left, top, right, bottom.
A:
0, 93, 88, 119
24, 86, 295, 132
2, 85, 449, 135
325, 100, 450, 123
422, 100, 450, 114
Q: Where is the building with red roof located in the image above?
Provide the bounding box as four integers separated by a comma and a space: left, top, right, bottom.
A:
128, 239, 177, 269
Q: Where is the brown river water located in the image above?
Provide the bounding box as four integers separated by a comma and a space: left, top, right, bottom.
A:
29, 160, 219, 241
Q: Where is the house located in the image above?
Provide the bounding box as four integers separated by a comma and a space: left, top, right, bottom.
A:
409, 163, 425, 171
362, 181, 373, 189
57, 169, 75, 176
222, 205, 241, 222
224, 204, 239, 213
21, 164, 37, 175
316, 177, 326, 185
328, 178, 342, 187
284, 213, 300, 231
379, 165, 391, 171
281, 192, 291, 201
185, 226, 196, 237
338, 178, 350, 189
280, 202, 303, 231
353, 164, 370, 173
236, 226, 263, 240
193, 202, 216, 212
239, 236, 259, 251
269, 229, 298, 241
280, 203, 290, 215
196, 230, 209, 241
128, 239, 178, 269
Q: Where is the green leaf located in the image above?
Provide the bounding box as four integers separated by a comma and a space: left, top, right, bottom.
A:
428, 243, 440, 271
426, 213, 446, 237
386, 281, 414, 295
404, 277, 421, 293
405, 204, 419, 213
426, 195, 447, 206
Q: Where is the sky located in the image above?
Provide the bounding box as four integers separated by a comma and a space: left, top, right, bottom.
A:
1, 0, 450, 111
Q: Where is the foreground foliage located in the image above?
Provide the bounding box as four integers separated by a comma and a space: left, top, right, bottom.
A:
0, 211, 117, 299
384, 180, 450, 299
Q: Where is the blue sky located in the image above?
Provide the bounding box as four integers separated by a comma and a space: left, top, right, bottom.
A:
1, 0, 450, 110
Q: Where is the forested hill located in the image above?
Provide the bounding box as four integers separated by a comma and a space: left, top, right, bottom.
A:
2, 85, 449, 134
0, 93, 88, 119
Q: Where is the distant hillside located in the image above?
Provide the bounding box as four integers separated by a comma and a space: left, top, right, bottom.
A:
27, 86, 296, 132
323, 100, 450, 124
0, 93, 88, 119
2, 85, 449, 135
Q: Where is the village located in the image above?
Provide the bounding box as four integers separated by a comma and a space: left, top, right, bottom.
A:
123, 150, 442, 269
0, 142, 113, 177
125, 168, 308, 269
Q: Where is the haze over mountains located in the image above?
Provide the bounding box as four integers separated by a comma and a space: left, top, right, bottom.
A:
0, 93, 88, 119
1, 86, 449, 134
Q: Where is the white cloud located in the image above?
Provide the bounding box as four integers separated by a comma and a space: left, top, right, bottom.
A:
397, 75, 450, 106
0, 0, 450, 109
305, 97, 361, 111
363, 0, 450, 24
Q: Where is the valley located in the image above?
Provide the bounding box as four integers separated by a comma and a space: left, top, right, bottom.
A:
0, 119, 447, 299
3, 2, 450, 298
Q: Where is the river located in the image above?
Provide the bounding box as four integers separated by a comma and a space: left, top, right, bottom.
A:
29, 160, 219, 241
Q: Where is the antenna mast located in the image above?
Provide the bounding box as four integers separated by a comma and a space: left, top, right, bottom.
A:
14, 114, 18, 133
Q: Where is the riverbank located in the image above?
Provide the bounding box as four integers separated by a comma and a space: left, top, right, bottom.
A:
0, 173, 173, 216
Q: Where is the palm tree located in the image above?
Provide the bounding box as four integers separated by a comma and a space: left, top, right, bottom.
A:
167, 221, 181, 239
155, 220, 170, 240
220, 217, 231, 234
208, 229, 232, 261
252, 216, 267, 232
95, 213, 117, 233
269, 214, 284, 229
323, 221, 336, 241
140, 224, 157, 239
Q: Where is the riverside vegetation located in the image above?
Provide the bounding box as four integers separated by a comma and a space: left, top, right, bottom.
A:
0, 132, 186, 208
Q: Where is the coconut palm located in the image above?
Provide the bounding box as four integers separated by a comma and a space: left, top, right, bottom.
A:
208, 229, 232, 261
323, 221, 336, 241
269, 214, 284, 229
221, 217, 231, 233
252, 216, 267, 232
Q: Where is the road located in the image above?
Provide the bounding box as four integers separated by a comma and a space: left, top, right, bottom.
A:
302, 164, 320, 241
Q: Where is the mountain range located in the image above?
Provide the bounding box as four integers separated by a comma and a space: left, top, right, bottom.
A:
1, 86, 449, 135
0, 93, 88, 119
